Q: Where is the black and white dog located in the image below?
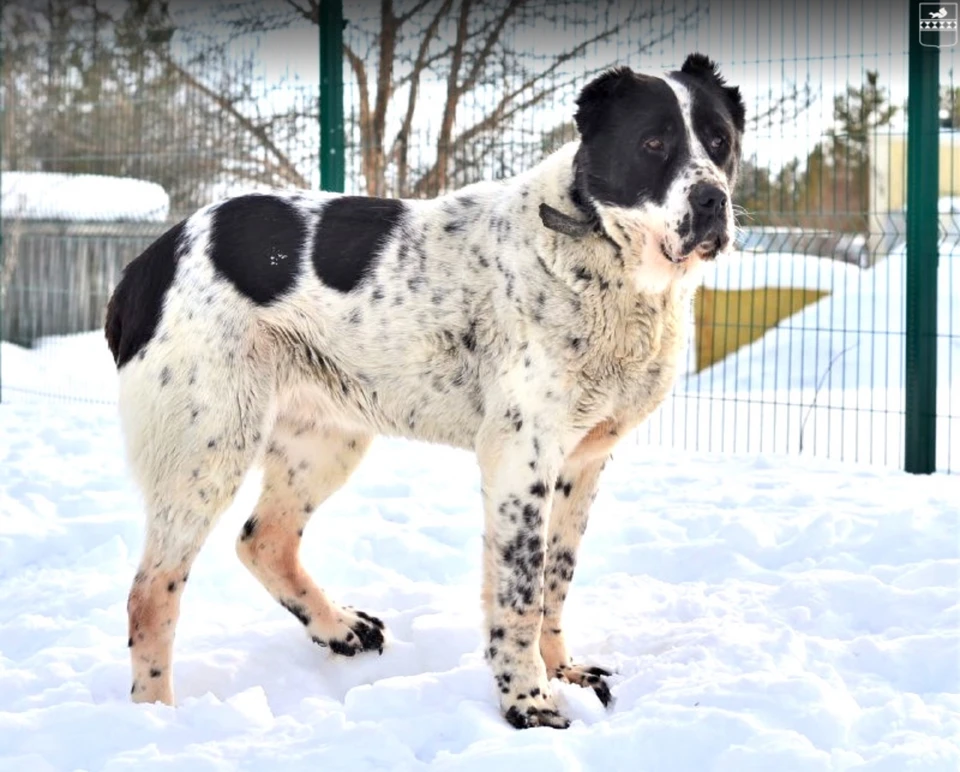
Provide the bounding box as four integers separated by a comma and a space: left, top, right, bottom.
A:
106, 53, 744, 729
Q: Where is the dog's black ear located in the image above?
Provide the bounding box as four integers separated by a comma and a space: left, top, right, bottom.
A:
574, 66, 634, 139
680, 52, 722, 81
681, 53, 746, 132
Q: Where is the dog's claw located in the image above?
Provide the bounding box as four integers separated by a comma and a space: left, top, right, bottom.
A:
556, 663, 615, 709
313, 608, 386, 657
592, 679, 613, 708
500, 682, 571, 730
584, 665, 612, 678
504, 705, 571, 730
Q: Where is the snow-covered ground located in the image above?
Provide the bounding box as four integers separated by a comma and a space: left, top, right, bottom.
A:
1, 329, 959, 770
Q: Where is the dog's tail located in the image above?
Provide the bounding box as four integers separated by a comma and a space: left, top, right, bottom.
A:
105, 220, 186, 368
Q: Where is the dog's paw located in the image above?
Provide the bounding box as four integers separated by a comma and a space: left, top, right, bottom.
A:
311, 608, 385, 657
555, 663, 614, 707
501, 689, 571, 730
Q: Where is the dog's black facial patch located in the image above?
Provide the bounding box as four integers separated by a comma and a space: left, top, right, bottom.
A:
209, 194, 305, 305
671, 54, 746, 201
671, 56, 745, 182
677, 53, 745, 134
690, 89, 741, 182
313, 196, 405, 292
573, 68, 690, 209
105, 220, 186, 368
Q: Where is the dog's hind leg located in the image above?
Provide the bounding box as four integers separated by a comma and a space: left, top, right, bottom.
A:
539, 455, 613, 707
235, 420, 385, 657
121, 345, 274, 706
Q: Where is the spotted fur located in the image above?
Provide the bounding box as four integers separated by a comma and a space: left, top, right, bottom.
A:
106, 54, 744, 728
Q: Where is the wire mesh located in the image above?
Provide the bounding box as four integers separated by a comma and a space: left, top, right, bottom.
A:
1, 0, 955, 472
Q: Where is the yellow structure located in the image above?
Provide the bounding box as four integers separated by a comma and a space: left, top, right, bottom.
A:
693, 286, 828, 372
869, 131, 960, 211
691, 252, 862, 375
868, 131, 960, 254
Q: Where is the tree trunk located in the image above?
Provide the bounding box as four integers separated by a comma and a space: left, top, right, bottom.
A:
366, 0, 398, 196
430, 0, 472, 197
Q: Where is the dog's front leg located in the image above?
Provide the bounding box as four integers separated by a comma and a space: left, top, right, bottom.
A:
540, 455, 613, 707
476, 412, 569, 729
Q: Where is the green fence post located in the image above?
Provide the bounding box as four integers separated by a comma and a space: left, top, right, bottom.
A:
0, 164, 3, 406
319, 0, 345, 193
905, 0, 941, 474
0, 2, 4, 405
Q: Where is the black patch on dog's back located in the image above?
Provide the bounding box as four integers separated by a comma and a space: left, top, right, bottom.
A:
105, 220, 186, 368
209, 194, 305, 305
313, 196, 405, 292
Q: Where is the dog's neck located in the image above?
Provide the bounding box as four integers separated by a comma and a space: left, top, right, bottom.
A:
527, 145, 631, 288
531, 143, 702, 303
537, 147, 614, 246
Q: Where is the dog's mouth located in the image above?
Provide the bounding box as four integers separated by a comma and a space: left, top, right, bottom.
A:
660, 241, 688, 264
693, 235, 726, 261
662, 234, 727, 264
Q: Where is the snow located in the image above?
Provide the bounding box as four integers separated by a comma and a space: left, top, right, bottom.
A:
699, 250, 863, 293
669, 242, 960, 470
2, 171, 170, 223
1, 334, 959, 770
938, 197, 960, 214
0, 332, 120, 404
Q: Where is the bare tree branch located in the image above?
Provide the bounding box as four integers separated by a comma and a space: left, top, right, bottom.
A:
413, 10, 649, 196
457, 0, 527, 97
391, 0, 454, 195
431, 0, 473, 194
390, 15, 512, 90
368, 0, 399, 195
343, 43, 376, 190
396, 0, 438, 25
23, 0, 708, 202
748, 81, 818, 130
156, 51, 309, 188
282, 0, 319, 24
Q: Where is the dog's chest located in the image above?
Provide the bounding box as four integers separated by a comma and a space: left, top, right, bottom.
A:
571, 290, 691, 425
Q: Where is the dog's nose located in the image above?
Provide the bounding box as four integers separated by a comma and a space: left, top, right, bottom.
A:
693, 183, 727, 218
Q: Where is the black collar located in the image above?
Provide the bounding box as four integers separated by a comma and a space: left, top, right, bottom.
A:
537, 201, 597, 238
538, 151, 615, 247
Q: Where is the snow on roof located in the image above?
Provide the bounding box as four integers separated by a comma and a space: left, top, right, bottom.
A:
2, 171, 170, 222
700, 250, 862, 292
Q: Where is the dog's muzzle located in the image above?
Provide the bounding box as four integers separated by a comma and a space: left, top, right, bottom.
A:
680, 182, 730, 261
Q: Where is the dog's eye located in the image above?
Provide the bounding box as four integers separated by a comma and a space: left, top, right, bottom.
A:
710, 135, 726, 151
643, 137, 665, 152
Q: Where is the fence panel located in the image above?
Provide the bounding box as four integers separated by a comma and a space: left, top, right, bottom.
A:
1, 0, 956, 473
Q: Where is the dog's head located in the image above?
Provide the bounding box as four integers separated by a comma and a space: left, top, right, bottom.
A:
572, 54, 745, 268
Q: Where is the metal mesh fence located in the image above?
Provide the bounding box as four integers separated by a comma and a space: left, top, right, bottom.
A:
1, 0, 955, 472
